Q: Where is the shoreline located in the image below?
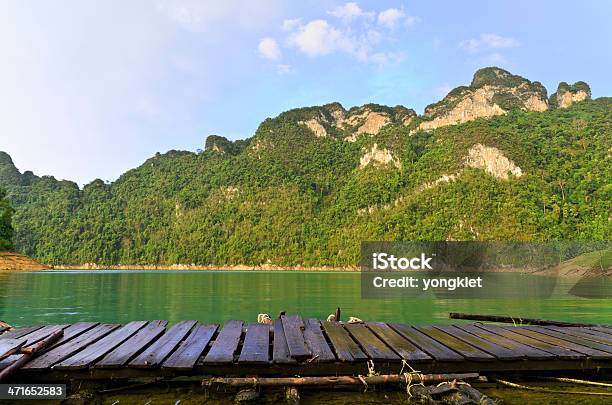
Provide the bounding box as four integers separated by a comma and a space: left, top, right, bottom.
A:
0, 251, 51, 271
52, 263, 360, 272
45, 264, 609, 278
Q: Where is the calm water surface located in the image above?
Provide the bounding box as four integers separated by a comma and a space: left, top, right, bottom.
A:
0, 270, 609, 327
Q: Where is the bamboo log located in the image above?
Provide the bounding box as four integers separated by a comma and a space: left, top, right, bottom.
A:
204, 373, 479, 388
448, 312, 607, 327
0, 330, 63, 381
493, 378, 612, 397
540, 377, 612, 387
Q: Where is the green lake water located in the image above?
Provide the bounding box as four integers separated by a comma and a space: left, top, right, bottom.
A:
1, 270, 610, 327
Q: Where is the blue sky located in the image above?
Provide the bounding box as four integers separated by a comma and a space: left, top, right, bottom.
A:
2, 1, 611, 185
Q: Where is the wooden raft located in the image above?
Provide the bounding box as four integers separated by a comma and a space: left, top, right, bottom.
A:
1, 317, 612, 381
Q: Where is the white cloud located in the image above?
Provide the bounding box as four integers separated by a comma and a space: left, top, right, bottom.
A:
288, 19, 352, 57
286, 19, 405, 67
459, 33, 519, 53
377, 8, 403, 28
281, 18, 301, 31
329, 2, 374, 21
276, 4, 419, 67
258, 37, 281, 60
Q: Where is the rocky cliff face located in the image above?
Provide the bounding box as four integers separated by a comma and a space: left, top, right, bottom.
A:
359, 143, 402, 170
251, 67, 593, 145
419, 67, 548, 130
550, 81, 591, 109
293, 104, 416, 141
179, 68, 593, 183
464, 144, 523, 180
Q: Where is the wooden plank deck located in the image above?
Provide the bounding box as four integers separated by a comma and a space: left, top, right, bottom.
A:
129, 320, 197, 368
272, 320, 294, 364
201, 320, 242, 365
237, 323, 270, 365
1, 318, 612, 381
281, 316, 311, 360
163, 324, 217, 370
96, 321, 168, 368
0, 339, 26, 360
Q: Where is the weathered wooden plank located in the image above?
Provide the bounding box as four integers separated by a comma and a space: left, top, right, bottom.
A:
390, 324, 463, 362
476, 325, 584, 360
272, 320, 295, 364
367, 322, 431, 362
321, 321, 368, 362
506, 326, 612, 359
588, 326, 612, 336
545, 326, 612, 345
434, 325, 523, 361
0, 326, 44, 340
416, 326, 495, 362
563, 327, 612, 344
458, 325, 555, 360
0, 339, 26, 360
345, 323, 399, 361
95, 321, 168, 368
281, 316, 311, 360
43, 322, 99, 351
0, 354, 22, 370
238, 323, 270, 365
23, 324, 120, 370
129, 320, 197, 368
302, 319, 335, 363
54, 321, 147, 370
163, 324, 218, 370
579, 328, 612, 343
20, 325, 68, 347
527, 326, 612, 354
201, 320, 243, 365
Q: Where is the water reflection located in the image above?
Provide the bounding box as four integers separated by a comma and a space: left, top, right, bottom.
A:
0, 270, 609, 327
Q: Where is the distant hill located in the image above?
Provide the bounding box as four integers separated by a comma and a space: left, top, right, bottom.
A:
0, 67, 610, 267
0, 186, 13, 251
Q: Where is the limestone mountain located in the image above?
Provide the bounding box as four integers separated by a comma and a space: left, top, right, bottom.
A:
418, 67, 549, 130
549, 81, 592, 109
0, 67, 609, 267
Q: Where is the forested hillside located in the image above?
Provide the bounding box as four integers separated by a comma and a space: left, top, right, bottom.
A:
0, 68, 610, 266
0, 187, 13, 251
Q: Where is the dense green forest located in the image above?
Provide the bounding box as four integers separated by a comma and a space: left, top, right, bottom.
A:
0, 69, 610, 266
0, 187, 14, 251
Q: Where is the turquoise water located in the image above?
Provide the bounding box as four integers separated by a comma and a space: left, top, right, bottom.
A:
0, 270, 610, 327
